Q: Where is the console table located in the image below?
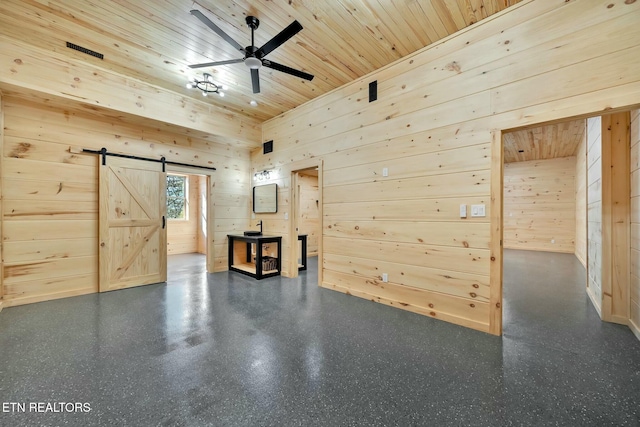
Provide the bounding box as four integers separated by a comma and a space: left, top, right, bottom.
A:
227, 234, 282, 280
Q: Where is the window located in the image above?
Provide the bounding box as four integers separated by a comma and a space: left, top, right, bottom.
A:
167, 174, 188, 220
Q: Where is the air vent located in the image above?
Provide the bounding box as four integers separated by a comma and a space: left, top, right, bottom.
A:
369, 80, 377, 102
263, 140, 273, 154
66, 42, 104, 60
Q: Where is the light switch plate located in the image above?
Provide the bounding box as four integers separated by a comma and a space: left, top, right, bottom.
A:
284, 212, 288, 220
471, 204, 486, 217
460, 204, 467, 218
382, 167, 389, 177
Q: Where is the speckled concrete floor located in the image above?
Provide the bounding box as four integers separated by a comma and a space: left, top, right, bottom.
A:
0, 250, 639, 426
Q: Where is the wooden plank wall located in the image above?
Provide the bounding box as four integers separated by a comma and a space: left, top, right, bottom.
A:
503, 157, 576, 253
587, 117, 603, 315
167, 175, 206, 255
1, 96, 250, 306
631, 109, 640, 340
600, 112, 630, 324
585, 112, 630, 323
256, 0, 640, 334
575, 127, 587, 267
0, 36, 261, 146
249, 170, 290, 273
299, 174, 319, 256
197, 176, 208, 255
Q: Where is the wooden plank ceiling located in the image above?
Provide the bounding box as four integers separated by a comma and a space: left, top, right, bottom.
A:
0, 0, 521, 123
503, 120, 586, 163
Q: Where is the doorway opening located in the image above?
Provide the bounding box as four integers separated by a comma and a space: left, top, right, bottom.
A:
501, 118, 588, 340
289, 160, 323, 285
497, 108, 639, 342
295, 168, 320, 280
166, 172, 208, 279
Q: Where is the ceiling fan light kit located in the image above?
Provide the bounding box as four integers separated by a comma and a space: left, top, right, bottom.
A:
189, 9, 314, 94
244, 57, 262, 69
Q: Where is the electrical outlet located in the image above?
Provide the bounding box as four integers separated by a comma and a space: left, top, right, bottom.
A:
284, 212, 288, 220
382, 167, 389, 177
460, 204, 467, 218
382, 273, 388, 283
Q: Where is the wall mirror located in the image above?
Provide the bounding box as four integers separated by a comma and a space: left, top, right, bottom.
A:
253, 183, 278, 213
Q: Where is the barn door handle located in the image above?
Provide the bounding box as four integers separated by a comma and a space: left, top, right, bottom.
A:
162, 216, 166, 229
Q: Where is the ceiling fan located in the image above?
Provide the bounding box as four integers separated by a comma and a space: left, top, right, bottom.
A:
189, 10, 314, 94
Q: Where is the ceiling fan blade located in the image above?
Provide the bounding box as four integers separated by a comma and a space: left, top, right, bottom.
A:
255, 20, 303, 58
189, 58, 244, 69
263, 60, 314, 81
251, 68, 261, 94
190, 10, 244, 53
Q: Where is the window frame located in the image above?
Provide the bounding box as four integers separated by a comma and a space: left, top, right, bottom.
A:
166, 173, 189, 221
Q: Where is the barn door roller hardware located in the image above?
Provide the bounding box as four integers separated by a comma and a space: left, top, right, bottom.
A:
78, 147, 217, 172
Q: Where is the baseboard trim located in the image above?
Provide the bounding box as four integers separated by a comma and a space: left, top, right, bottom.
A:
320, 280, 492, 335
2, 288, 94, 308
503, 245, 574, 254
586, 286, 602, 317
630, 319, 640, 342
609, 315, 629, 326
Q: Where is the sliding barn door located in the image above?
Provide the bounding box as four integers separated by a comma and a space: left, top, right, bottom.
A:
99, 157, 167, 292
